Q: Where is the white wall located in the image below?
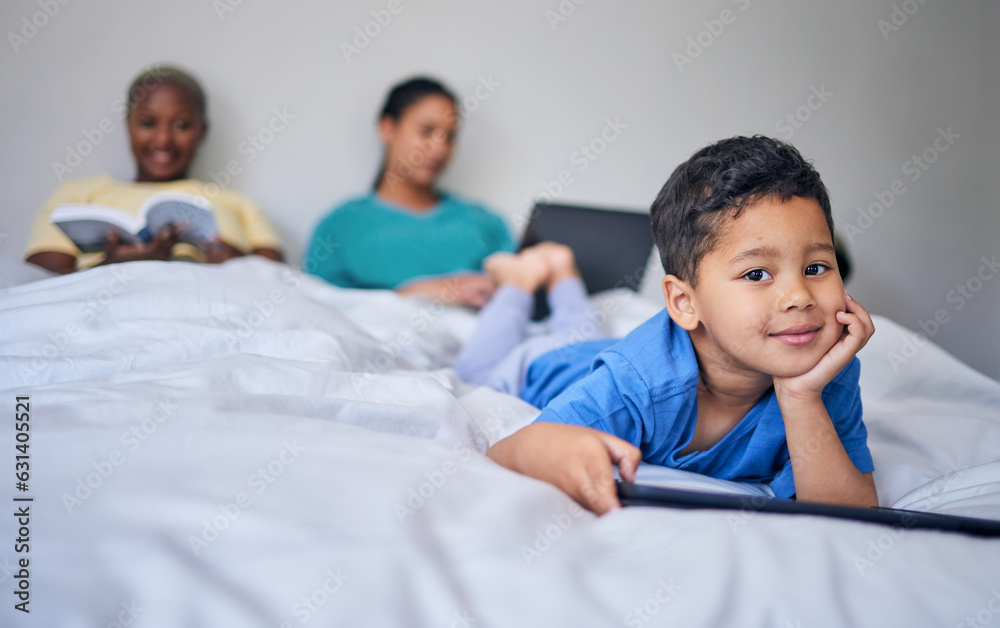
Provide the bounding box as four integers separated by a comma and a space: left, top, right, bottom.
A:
2, 0, 997, 378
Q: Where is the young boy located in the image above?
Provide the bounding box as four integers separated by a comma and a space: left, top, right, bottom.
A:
487, 136, 877, 515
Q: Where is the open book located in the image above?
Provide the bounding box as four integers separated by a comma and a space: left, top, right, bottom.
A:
49, 192, 219, 253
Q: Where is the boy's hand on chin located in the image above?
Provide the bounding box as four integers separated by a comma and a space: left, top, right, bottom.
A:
486, 422, 641, 515
774, 293, 875, 400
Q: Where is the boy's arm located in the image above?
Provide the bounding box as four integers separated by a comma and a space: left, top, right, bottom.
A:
775, 396, 877, 506
487, 354, 650, 514
773, 294, 878, 507
487, 422, 641, 515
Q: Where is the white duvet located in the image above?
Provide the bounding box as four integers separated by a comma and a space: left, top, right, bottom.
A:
1, 258, 999, 628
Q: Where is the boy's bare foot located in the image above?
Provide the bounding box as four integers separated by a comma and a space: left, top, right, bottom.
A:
533, 242, 581, 290
484, 250, 550, 293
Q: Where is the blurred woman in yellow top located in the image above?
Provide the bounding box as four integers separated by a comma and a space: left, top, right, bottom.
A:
26, 65, 283, 274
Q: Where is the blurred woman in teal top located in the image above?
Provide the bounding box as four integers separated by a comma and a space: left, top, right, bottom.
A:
305, 77, 515, 308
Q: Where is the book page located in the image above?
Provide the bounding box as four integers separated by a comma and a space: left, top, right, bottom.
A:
49, 204, 143, 253
141, 193, 219, 247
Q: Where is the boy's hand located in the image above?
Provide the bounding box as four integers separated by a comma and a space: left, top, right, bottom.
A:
486, 422, 641, 515
774, 293, 875, 400
773, 293, 879, 508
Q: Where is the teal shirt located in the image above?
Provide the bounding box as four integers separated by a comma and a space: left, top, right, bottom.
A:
305, 193, 516, 289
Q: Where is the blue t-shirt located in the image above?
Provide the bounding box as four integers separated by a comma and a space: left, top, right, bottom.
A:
522, 310, 875, 498
305, 192, 515, 289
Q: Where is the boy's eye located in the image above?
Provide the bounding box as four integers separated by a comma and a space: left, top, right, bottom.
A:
742, 268, 772, 282
174, 121, 191, 131
805, 263, 830, 276
138, 118, 155, 128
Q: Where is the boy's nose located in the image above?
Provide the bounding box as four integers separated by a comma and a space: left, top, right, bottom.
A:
778, 278, 815, 310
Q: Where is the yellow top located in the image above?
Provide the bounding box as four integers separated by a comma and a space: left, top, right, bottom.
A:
25, 175, 282, 269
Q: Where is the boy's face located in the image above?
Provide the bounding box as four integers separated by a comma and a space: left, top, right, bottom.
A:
127, 83, 206, 183
670, 196, 845, 379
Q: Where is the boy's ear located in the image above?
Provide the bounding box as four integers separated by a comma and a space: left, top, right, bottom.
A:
662, 275, 699, 331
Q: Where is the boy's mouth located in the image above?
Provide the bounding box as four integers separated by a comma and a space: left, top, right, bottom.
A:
770, 324, 821, 346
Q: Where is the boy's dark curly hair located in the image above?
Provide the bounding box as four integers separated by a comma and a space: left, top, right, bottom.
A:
650, 136, 834, 285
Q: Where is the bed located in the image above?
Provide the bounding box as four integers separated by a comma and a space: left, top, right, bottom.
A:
2, 257, 999, 627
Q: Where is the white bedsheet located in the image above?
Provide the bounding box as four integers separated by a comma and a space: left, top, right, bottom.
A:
1, 258, 999, 627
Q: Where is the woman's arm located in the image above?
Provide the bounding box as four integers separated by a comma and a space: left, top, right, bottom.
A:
252, 248, 283, 262
27, 224, 180, 274
25, 252, 75, 275
231, 192, 284, 263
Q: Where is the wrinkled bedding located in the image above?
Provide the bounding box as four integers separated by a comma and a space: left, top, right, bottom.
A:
1, 257, 998, 627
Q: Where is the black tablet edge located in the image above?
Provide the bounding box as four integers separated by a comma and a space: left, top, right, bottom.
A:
616, 481, 1000, 539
